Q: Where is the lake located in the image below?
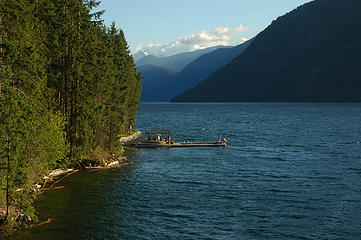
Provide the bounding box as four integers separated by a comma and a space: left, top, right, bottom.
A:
11, 103, 361, 239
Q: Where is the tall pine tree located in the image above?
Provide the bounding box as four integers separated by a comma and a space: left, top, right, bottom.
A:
1, 0, 142, 225
0, 0, 67, 224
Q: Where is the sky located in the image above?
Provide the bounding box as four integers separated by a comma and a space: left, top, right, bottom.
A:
96, 0, 313, 57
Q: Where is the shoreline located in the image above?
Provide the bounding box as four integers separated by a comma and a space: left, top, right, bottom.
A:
41, 131, 141, 189
119, 130, 141, 143
0, 131, 141, 237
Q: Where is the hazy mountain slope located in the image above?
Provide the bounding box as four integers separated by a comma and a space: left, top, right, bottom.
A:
132, 51, 147, 62
172, 40, 252, 97
136, 55, 163, 68
136, 45, 225, 72
137, 64, 177, 101
172, 0, 361, 102
138, 41, 252, 101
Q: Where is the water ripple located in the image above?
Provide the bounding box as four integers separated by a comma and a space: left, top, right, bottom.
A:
13, 103, 361, 240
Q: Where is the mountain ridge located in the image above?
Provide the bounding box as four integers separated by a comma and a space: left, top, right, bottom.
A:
137, 64, 177, 101
172, 0, 361, 102
138, 41, 252, 101
136, 45, 227, 72
171, 40, 253, 98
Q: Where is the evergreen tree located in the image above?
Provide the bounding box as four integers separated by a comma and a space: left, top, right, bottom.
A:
0, 0, 67, 224
0, 0, 142, 225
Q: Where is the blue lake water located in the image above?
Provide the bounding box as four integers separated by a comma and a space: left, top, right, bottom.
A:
11, 103, 361, 239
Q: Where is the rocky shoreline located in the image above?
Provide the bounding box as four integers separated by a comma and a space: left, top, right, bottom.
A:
119, 130, 141, 143
41, 131, 141, 190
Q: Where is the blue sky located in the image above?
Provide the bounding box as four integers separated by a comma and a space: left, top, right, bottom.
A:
97, 0, 313, 56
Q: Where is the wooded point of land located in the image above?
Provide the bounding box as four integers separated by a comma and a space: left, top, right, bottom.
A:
0, 0, 142, 226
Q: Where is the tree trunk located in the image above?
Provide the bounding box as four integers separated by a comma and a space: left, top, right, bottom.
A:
4, 135, 10, 223
0, 3, 3, 96
109, 123, 112, 151
1, 121, 11, 225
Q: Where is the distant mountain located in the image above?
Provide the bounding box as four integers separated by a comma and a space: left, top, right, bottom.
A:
137, 64, 177, 102
171, 40, 252, 98
136, 45, 225, 72
136, 55, 163, 68
133, 51, 148, 62
172, 0, 361, 102
138, 41, 252, 102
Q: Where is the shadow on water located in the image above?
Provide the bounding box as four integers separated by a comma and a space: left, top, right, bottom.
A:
11, 149, 141, 240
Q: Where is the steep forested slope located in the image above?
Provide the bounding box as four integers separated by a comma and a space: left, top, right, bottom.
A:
172, 0, 361, 102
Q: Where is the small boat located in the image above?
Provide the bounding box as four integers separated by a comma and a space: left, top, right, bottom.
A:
129, 130, 227, 148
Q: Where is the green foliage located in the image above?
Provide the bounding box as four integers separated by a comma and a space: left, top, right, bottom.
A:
0, 0, 141, 225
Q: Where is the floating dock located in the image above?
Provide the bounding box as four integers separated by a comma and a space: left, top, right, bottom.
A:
129, 130, 227, 148
131, 142, 226, 148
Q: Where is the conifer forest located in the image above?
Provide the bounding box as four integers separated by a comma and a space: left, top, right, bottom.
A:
0, 0, 142, 225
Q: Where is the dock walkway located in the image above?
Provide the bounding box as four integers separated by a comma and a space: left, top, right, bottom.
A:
129, 129, 227, 148
131, 142, 226, 148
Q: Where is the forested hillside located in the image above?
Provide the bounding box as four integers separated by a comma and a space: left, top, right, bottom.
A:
0, 0, 141, 226
172, 0, 361, 102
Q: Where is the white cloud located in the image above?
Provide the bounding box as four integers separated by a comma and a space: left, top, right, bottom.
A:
234, 24, 247, 32
135, 25, 250, 57
238, 37, 249, 45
